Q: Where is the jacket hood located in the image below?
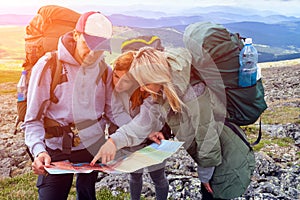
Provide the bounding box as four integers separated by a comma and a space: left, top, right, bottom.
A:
57, 31, 79, 66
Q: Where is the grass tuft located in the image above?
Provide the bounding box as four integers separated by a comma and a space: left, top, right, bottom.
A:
0, 172, 37, 200
250, 136, 294, 152
0, 172, 131, 200
262, 106, 300, 124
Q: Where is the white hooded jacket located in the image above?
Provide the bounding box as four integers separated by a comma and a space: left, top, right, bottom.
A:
22, 32, 113, 157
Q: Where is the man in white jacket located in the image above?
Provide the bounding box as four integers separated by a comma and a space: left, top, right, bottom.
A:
22, 11, 113, 200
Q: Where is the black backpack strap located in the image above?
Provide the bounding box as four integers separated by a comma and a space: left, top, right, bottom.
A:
26, 147, 34, 162
224, 121, 253, 151
251, 117, 262, 146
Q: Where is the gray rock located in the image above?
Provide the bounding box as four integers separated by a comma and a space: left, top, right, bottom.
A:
0, 167, 11, 179
1, 65, 300, 199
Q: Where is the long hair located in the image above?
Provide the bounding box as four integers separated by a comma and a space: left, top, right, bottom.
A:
129, 47, 183, 112
113, 51, 148, 110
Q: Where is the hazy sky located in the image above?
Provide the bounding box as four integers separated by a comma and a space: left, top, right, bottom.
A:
1, 0, 300, 17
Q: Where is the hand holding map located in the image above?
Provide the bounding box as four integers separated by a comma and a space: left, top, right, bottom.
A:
45, 140, 184, 174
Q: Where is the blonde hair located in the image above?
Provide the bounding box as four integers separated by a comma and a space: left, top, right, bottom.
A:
129, 47, 183, 112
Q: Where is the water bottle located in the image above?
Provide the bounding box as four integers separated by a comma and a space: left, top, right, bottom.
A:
17, 70, 27, 102
238, 38, 258, 87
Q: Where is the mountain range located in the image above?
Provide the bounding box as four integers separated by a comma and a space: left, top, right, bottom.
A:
1, 6, 300, 62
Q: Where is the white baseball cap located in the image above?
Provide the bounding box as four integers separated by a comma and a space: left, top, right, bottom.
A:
76, 11, 112, 51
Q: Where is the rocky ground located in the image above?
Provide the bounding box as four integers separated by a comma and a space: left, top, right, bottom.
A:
0, 64, 299, 199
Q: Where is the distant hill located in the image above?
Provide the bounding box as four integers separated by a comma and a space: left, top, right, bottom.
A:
1, 7, 300, 62
108, 14, 206, 28
223, 21, 300, 62
224, 21, 300, 47
107, 14, 300, 62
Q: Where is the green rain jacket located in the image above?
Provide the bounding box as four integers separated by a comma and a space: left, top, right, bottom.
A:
165, 47, 255, 199
165, 47, 222, 168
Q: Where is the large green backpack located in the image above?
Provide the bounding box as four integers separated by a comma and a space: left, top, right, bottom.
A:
183, 21, 267, 126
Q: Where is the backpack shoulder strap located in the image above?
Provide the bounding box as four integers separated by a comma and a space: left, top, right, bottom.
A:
250, 118, 263, 146
224, 121, 253, 151
38, 51, 62, 103
49, 51, 62, 103
35, 51, 62, 120
96, 59, 108, 85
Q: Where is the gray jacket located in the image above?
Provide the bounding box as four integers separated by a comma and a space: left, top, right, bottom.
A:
110, 92, 165, 150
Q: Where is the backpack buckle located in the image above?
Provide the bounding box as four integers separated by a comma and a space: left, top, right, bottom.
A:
70, 126, 79, 135
70, 126, 81, 147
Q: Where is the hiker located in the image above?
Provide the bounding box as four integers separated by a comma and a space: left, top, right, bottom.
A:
91, 47, 223, 197
22, 11, 113, 200
95, 51, 169, 200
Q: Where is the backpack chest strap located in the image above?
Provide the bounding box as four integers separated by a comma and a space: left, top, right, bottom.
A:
44, 115, 103, 139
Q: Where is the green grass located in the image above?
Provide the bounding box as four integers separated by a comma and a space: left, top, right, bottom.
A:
0, 60, 24, 94
0, 60, 23, 82
243, 125, 295, 152
251, 136, 298, 163
262, 106, 300, 124
0, 70, 21, 84
0, 172, 130, 200
249, 105, 300, 152
250, 136, 295, 152
0, 26, 25, 60
0, 172, 37, 200
96, 188, 130, 200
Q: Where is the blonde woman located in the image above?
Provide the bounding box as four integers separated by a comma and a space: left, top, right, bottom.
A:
92, 47, 222, 199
